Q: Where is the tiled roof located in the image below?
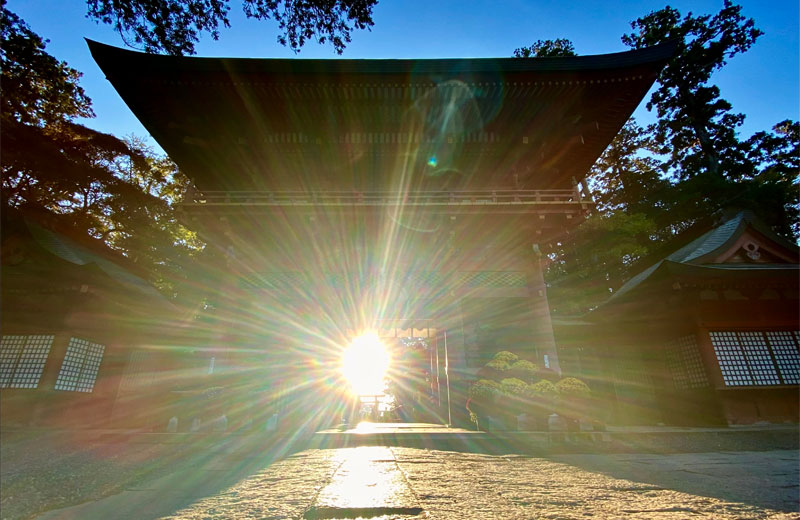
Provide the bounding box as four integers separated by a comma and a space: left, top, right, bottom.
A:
26, 221, 166, 300
604, 211, 798, 304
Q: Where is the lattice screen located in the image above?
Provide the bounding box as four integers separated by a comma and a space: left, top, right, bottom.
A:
613, 352, 657, 400
54, 337, 105, 392
711, 332, 754, 386
665, 334, 709, 389
738, 332, 780, 385
767, 331, 800, 384
456, 271, 527, 288
710, 331, 800, 387
119, 350, 155, 391
0, 335, 54, 388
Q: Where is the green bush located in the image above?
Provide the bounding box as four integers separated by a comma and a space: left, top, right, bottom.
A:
468, 379, 501, 429
493, 351, 519, 365
555, 377, 591, 398
555, 377, 592, 423
469, 379, 501, 401
528, 379, 557, 398
526, 379, 556, 414
485, 358, 510, 372
500, 377, 529, 396
509, 360, 538, 383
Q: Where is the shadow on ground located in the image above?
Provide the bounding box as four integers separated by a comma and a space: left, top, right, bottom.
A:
1, 431, 303, 520
4, 424, 798, 519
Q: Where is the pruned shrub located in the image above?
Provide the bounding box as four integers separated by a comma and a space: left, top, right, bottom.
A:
493, 351, 519, 365
555, 377, 591, 398
526, 379, 557, 430
500, 377, 528, 396
555, 377, 592, 428
485, 358, 510, 372
469, 379, 501, 401
509, 360, 538, 383
528, 379, 557, 400
467, 379, 502, 429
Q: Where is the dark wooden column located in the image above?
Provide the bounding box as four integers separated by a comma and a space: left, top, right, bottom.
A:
525, 244, 561, 375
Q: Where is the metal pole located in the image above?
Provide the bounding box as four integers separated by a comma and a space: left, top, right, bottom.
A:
435, 333, 441, 409
444, 331, 451, 427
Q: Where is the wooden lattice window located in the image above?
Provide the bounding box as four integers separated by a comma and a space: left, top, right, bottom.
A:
54, 338, 105, 392
458, 271, 527, 288
665, 335, 709, 389
119, 350, 155, 391
710, 331, 800, 387
0, 335, 54, 389
767, 332, 800, 384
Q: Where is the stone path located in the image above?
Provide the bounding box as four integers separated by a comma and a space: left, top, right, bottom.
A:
36, 447, 799, 519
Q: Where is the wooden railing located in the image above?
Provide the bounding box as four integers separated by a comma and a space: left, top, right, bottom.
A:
187, 188, 589, 206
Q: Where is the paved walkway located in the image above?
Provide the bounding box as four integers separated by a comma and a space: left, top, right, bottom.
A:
35, 442, 799, 519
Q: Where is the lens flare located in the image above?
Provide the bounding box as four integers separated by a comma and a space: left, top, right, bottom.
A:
341, 333, 390, 396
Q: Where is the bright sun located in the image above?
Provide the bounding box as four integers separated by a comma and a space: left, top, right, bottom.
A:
341, 333, 390, 396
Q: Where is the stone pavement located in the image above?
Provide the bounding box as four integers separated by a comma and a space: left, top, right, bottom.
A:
35, 441, 799, 519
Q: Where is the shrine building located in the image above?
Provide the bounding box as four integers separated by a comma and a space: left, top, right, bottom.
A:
0, 208, 197, 429
567, 211, 799, 426
88, 40, 675, 426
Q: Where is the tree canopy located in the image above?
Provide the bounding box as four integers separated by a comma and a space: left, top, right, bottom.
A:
86, 0, 377, 55
622, 1, 762, 181
513, 38, 576, 58
1, 2, 204, 304
520, 4, 798, 315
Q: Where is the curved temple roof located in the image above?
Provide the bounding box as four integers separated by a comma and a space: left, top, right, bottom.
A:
602, 211, 800, 307
89, 40, 675, 192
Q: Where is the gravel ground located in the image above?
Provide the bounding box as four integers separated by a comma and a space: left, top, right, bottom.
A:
0, 432, 193, 520
5, 431, 799, 520
160, 447, 799, 520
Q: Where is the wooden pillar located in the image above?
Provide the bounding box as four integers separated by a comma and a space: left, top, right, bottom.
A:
525, 244, 561, 375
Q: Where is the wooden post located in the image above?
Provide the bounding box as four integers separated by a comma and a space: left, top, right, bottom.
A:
526, 244, 561, 375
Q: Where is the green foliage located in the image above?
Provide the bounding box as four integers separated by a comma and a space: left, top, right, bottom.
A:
468, 379, 500, 401
484, 357, 508, 370
509, 360, 538, 383
514, 38, 576, 58
555, 377, 591, 398
547, 211, 660, 314
1, 6, 205, 306
539, 4, 798, 315
528, 379, 557, 397
500, 377, 528, 397
740, 121, 800, 237
0, 0, 92, 126
526, 379, 557, 413
623, 1, 762, 181
590, 120, 671, 215
86, 0, 377, 55
492, 351, 519, 365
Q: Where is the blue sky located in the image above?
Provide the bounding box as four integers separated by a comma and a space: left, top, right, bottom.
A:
8, 0, 799, 151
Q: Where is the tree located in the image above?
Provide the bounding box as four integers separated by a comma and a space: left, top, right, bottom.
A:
2, 0, 128, 221
546, 212, 659, 315
589, 119, 670, 215
1, 1, 92, 126
622, 1, 762, 181
86, 0, 377, 55
512, 41, 673, 313
514, 38, 576, 58
1, 4, 204, 304
737, 120, 800, 237
623, 2, 797, 238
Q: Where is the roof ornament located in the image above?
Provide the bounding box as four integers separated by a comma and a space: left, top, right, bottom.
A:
744, 242, 761, 261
